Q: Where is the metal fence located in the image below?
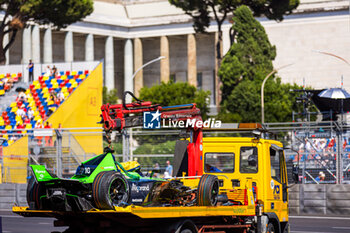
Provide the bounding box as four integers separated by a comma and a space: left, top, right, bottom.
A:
1, 121, 350, 184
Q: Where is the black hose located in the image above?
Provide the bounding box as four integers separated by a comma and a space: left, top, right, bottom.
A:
123, 91, 143, 110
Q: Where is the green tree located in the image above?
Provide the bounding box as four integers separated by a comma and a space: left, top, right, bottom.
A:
219, 5, 302, 123
103, 87, 119, 105
169, 0, 299, 59
0, 0, 93, 64
139, 81, 211, 119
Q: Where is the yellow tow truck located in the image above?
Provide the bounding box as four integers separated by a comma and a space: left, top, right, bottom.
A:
13, 95, 298, 233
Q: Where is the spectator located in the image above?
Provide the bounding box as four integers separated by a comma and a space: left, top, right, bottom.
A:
27, 59, 34, 82
164, 160, 173, 178
27, 108, 34, 121
44, 65, 51, 76
153, 163, 160, 178
57, 90, 64, 102
16, 106, 26, 118
52, 65, 58, 77
315, 171, 325, 183
44, 121, 52, 146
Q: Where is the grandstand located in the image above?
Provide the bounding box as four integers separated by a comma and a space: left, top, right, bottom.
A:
0, 62, 103, 183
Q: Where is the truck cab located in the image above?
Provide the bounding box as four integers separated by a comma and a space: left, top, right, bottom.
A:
179, 136, 291, 233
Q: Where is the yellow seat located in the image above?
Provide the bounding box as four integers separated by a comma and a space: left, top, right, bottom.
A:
0, 90, 5, 95
25, 124, 32, 129
11, 106, 18, 113
69, 79, 75, 84
79, 74, 86, 79
60, 75, 67, 80
43, 76, 49, 81
53, 83, 59, 89
72, 82, 78, 88
43, 92, 50, 98
34, 84, 41, 89
0, 74, 4, 79
3, 134, 8, 140
5, 125, 12, 130
0, 119, 4, 126
63, 92, 69, 98
25, 89, 30, 94
33, 80, 39, 85
8, 139, 14, 145
10, 102, 16, 107
71, 71, 77, 75
48, 100, 54, 105
15, 115, 22, 122
34, 115, 41, 121
42, 87, 49, 93
17, 120, 23, 126
11, 73, 16, 78
62, 87, 68, 92
33, 111, 39, 117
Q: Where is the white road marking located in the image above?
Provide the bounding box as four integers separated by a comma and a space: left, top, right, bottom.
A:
333, 227, 350, 229
38, 222, 51, 225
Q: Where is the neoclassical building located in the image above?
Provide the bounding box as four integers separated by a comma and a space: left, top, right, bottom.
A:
4, 0, 350, 109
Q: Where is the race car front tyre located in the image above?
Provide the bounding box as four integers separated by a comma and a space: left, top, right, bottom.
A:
197, 174, 219, 206
26, 176, 45, 210
92, 171, 130, 210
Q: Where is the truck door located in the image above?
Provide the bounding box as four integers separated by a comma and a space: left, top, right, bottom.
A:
270, 145, 288, 221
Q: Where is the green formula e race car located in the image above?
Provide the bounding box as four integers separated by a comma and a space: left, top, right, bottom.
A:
27, 148, 219, 211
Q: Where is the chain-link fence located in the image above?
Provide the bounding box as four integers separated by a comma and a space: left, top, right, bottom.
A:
1, 122, 350, 184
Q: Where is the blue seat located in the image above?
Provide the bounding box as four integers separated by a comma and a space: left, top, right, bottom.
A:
66, 83, 72, 88
78, 71, 83, 75
60, 71, 64, 75
55, 88, 61, 93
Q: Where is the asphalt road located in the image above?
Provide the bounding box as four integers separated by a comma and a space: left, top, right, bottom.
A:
1, 211, 350, 233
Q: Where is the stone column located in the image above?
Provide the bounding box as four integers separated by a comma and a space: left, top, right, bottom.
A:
105, 36, 114, 90
124, 39, 133, 103
85, 33, 94, 62
187, 34, 197, 87
22, 27, 32, 82
64, 31, 73, 62
43, 28, 53, 64
31, 25, 40, 64
222, 28, 231, 57
134, 38, 143, 97
160, 36, 169, 83
214, 32, 222, 107
22, 27, 31, 64
3, 30, 9, 65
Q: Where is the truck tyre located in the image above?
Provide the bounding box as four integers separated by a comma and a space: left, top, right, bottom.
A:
267, 222, 275, 233
92, 171, 130, 210
26, 176, 45, 210
197, 174, 219, 206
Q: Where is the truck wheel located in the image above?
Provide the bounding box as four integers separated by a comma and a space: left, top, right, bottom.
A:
26, 176, 45, 209
282, 223, 290, 233
92, 171, 130, 210
267, 222, 275, 233
197, 174, 219, 206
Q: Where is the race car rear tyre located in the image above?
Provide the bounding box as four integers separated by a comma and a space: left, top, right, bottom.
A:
92, 171, 130, 210
197, 174, 219, 206
26, 176, 45, 210
267, 222, 276, 233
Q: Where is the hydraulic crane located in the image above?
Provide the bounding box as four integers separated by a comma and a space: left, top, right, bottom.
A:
100, 91, 204, 176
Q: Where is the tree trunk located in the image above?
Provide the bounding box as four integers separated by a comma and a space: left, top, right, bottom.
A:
215, 30, 223, 109
0, 32, 6, 65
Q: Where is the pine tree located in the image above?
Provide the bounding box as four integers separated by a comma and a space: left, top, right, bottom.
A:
219, 5, 302, 123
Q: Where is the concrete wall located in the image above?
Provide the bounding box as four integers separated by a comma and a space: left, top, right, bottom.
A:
289, 184, 350, 215
2, 183, 350, 215
0, 183, 26, 209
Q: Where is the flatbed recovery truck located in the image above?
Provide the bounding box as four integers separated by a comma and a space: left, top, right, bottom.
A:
13, 93, 298, 233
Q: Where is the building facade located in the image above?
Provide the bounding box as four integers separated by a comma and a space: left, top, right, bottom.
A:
3, 0, 350, 108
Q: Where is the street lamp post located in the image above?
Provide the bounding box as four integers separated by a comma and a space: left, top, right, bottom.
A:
261, 63, 294, 124
123, 56, 166, 162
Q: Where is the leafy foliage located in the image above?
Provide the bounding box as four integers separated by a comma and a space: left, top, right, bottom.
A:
219, 6, 303, 123
168, 0, 299, 34
0, 0, 93, 63
103, 87, 119, 105
139, 81, 211, 119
